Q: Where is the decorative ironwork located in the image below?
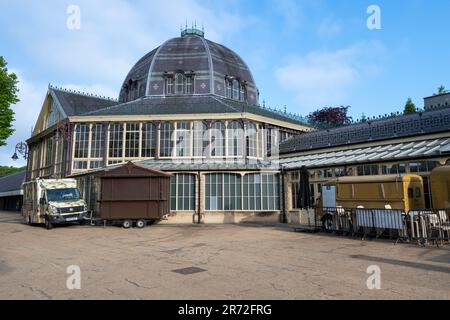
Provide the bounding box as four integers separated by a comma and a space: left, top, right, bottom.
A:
11, 142, 28, 161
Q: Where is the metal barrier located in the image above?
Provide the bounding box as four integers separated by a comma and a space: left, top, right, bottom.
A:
309, 207, 450, 246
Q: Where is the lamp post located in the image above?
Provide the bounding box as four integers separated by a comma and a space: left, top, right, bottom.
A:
11, 142, 28, 161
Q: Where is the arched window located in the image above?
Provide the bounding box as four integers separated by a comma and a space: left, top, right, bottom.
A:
175, 73, 185, 94
233, 79, 239, 100
240, 84, 246, 101
186, 76, 194, 94
210, 121, 225, 157
227, 121, 244, 157
225, 79, 232, 98
166, 77, 174, 95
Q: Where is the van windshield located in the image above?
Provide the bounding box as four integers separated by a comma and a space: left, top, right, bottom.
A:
47, 188, 81, 202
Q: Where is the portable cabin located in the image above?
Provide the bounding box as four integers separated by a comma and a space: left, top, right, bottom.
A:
430, 166, 450, 209
321, 174, 425, 211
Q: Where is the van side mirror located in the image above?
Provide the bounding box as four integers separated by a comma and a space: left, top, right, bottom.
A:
39, 198, 46, 205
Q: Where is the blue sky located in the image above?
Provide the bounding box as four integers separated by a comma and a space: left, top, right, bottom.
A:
1, 0, 449, 166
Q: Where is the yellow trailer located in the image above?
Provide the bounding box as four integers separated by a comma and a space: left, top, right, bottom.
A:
430, 166, 450, 209
321, 174, 425, 212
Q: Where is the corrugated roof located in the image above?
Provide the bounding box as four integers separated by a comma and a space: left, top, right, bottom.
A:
280, 138, 450, 169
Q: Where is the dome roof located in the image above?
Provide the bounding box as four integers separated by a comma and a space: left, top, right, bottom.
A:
119, 28, 258, 105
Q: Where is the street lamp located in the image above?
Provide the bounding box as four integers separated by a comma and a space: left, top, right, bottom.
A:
11, 142, 28, 161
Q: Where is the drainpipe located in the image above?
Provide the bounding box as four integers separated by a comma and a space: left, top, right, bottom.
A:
281, 168, 287, 223
197, 171, 202, 224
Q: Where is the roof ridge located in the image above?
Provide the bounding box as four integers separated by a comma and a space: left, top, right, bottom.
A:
49, 84, 118, 102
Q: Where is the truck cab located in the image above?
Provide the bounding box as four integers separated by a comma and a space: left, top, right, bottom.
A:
23, 179, 89, 229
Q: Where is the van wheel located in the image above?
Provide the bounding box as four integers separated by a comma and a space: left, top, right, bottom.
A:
322, 215, 333, 233
45, 217, 53, 230
136, 220, 146, 229
122, 220, 132, 229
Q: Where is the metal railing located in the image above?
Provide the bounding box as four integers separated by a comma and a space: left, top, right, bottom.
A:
296, 207, 450, 246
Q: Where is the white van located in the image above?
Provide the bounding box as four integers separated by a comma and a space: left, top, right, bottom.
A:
22, 178, 88, 229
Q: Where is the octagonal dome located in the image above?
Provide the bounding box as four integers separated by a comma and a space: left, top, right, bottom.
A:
119, 28, 258, 106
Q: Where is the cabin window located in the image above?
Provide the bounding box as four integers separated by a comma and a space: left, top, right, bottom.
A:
408, 188, 414, 198
415, 188, 421, 198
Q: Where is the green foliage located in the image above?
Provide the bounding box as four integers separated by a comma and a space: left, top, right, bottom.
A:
0, 165, 26, 178
0, 56, 19, 146
438, 85, 446, 94
403, 98, 417, 114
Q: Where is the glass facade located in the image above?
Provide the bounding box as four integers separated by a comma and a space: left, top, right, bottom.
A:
170, 174, 196, 211
205, 173, 280, 211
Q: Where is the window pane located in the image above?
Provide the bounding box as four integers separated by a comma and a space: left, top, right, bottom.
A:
176, 122, 191, 157
108, 123, 124, 158
125, 123, 140, 158
160, 123, 174, 157
90, 124, 104, 159
142, 123, 156, 158
75, 124, 89, 159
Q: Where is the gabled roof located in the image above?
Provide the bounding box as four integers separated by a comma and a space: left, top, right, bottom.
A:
0, 171, 26, 197
280, 107, 450, 154
82, 94, 310, 127
50, 87, 118, 117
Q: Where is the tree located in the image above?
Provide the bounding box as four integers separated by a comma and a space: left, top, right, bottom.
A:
438, 85, 446, 94
403, 98, 417, 114
0, 56, 19, 146
307, 106, 352, 129
0, 165, 26, 178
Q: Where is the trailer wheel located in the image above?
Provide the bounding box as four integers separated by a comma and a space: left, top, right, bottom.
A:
45, 217, 53, 230
122, 220, 132, 229
136, 220, 146, 228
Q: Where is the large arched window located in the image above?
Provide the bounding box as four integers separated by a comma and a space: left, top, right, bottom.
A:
210, 121, 225, 157
175, 73, 185, 94
227, 121, 244, 157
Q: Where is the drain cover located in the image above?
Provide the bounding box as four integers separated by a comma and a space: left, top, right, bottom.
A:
172, 267, 207, 275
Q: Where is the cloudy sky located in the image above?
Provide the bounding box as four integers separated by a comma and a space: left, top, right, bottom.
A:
1, 0, 449, 167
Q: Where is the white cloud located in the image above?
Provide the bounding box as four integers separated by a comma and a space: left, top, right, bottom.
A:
275, 41, 386, 112
12, 0, 250, 89
0, 0, 251, 166
272, 0, 305, 31
317, 17, 342, 36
